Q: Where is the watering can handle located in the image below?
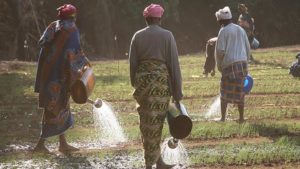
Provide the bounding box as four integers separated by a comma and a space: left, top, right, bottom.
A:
174, 101, 182, 113
171, 97, 182, 113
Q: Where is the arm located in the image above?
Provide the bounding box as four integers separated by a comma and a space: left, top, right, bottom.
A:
167, 32, 183, 102
129, 35, 138, 87
65, 27, 91, 87
215, 30, 225, 72
246, 14, 254, 32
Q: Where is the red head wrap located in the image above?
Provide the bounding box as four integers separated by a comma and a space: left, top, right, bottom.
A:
57, 4, 77, 20
143, 4, 164, 18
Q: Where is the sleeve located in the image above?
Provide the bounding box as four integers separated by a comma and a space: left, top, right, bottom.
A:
167, 32, 183, 102
215, 30, 225, 71
66, 29, 81, 53
65, 28, 90, 86
129, 34, 138, 87
65, 28, 89, 64
205, 40, 209, 58
34, 22, 56, 93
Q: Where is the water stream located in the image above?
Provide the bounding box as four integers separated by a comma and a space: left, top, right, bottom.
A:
204, 95, 221, 120
92, 100, 127, 146
160, 137, 189, 166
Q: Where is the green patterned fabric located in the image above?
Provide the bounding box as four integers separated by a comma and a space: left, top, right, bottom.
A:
133, 60, 171, 166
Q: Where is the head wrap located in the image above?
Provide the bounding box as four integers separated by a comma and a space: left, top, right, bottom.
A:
143, 4, 164, 18
57, 4, 77, 20
238, 4, 248, 13
215, 6, 232, 21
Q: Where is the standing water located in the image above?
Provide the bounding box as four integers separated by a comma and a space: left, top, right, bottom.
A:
204, 95, 221, 120
92, 100, 127, 146
160, 137, 189, 166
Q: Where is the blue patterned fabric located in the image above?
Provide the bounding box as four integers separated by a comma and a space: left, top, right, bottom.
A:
34, 19, 84, 138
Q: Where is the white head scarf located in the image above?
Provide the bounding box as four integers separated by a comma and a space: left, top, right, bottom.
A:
215, 6, 232, 21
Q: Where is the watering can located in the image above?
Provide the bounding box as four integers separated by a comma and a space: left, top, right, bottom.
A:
70, 67, 102, 108
167, 102, 193, 140
243, 74, 253, 94
289, 53, 300, 77
71, 66, 95, 104
68, 55, 102, 108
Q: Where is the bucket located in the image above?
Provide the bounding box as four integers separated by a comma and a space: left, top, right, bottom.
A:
71, 67, 95, 104
167, 102, 193, 139
251, 38, 260, 49
243, 74, 253, 94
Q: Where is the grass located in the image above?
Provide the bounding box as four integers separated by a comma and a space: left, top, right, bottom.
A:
0, 47, 300, 167
189, 136, 300, 166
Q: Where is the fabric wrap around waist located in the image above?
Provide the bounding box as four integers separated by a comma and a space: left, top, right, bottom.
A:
136, 59, 168, 75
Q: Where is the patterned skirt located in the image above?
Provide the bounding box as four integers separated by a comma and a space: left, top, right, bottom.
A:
39, 80, 74, 139
221, 62, 248, 105
41, 104, 73, 138
133, 60, 171, 166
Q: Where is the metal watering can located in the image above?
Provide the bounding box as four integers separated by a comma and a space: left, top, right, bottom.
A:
166, 102, 193, 148
70, 65, 102, 108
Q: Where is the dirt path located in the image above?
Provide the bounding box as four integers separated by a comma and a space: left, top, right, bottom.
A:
0, 136, 272, 156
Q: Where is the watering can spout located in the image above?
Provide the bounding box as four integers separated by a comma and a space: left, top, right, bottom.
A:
167, 137, 179, 149
87, 98, 102, 108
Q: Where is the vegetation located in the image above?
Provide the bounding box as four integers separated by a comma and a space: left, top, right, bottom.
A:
0, 47, 299, 168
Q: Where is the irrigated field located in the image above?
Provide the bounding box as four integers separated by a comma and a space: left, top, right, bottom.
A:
0, 46, 299, 168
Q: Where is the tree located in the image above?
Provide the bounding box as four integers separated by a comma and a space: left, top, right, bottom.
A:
1, 0, 300, 61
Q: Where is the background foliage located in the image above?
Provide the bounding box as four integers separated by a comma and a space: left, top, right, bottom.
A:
1, 0, 300, 60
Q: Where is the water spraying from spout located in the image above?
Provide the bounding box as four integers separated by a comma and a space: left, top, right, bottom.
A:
204, 95, 221, 120
92, 100, 127, 146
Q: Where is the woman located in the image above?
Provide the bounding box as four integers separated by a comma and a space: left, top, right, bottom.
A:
237, 3, 255, 43
203, 37, 217, 77
129, 4, 183, 169
215, 6, 250, 123
34, 4, 89, 153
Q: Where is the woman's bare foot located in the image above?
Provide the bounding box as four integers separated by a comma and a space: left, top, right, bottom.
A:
58, 144, 79, 153
33, 138, 50, 153
33, 144, 50, 153
238, 118, 245, 123
58, 134, 79, 153
219, 117, 225, 122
